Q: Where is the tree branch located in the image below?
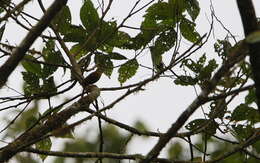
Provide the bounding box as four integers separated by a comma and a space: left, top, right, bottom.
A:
236, 0, 260, 112
140, 40, 247, 163
24, 147, 197, 163
0, 85, 100, 162
0, 0, 68, 88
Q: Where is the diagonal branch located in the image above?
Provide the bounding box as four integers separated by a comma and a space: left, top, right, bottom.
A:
0, 85, 100, 162
236, 0, 260, 112
140, 40, 247, 163
0, 0, 68, 88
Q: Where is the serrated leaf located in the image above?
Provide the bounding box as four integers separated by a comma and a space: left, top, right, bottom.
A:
36, 137, 52, 161
22, 55, 42, 75
80, 0, 99, 32
52, 6, 71, 35
246, 31, 260, 43
0, 24, 5, 41
118, 59, 139, 84
185, 0, 200, 21
180, 18, 200, 43
108, 52, 127, 60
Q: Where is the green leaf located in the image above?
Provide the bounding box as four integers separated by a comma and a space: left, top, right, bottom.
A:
22, 72, 40, 95
168, 0, 185, 20
41, 76, 57, 94
174, 75, 198, 86
145, 2, 170, 20
232, 124, 254, 140
118, 59, 139, 84
198, 59, 218, 80
108, 31, 132, 49
185, 0, 200, 21
80, 0, 99, 32
131, 17, 158, 50
231, 104, 260, 123
186, 118, 218, 136
70, 43, 88, 60
63, 25, 87, 43
252, 139, 260, 153
94, 53, 114, 77
42, 40, 65, 77
150, 29, 176, 69
134, 120, 148, 132
209, 99, 227, 119
155, 29, 177, 53
22, 55, 42, 75
97, 21, 117, 43
36, 137, 52, 161
25, 116, 38, 129
246, 31, 260, 43
52, 6, 71, 35
183, 57, 204, 73
245, 88, 256, 105
180, 18, 200, 43
168, 142, 183, 160
185, 118, 206, 131
150, 46, 162, 70
0, 24, 5, 41
108, 52, 127, 60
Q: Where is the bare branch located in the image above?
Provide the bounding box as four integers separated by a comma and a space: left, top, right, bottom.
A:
0, 0, 68, 88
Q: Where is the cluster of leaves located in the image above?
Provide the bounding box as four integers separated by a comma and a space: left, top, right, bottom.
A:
168, 134, 260, 163
174, 54, 218, 87
182, 39, 260, 151
51, 0, 201, 84
21, 40, 65, 97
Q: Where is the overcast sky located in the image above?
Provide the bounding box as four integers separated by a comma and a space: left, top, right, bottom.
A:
1, 0, 260, 162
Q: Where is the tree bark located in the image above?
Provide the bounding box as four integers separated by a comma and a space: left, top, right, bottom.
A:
236, 0, 260, 112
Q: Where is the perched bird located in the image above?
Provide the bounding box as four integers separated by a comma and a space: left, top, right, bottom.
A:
83, 67, 103, 86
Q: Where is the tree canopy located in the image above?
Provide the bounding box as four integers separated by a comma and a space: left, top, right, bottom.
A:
0, 0, 260, 162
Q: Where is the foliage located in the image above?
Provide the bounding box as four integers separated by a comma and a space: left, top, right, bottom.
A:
0, 0, 259, 163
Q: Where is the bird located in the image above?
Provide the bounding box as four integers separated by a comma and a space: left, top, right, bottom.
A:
83, 67, 103, 86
